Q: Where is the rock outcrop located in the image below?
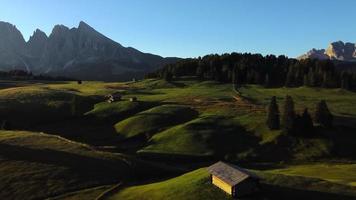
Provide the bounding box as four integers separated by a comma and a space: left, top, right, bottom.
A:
299, 41, 356, 62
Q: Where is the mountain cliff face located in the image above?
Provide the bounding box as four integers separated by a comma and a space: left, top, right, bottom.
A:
299, 41, 356, 62
0, 21, 179, 80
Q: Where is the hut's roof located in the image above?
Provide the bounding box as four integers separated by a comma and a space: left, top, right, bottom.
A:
207, 161, 257, 186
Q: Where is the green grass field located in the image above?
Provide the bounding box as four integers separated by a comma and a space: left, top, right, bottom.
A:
107, 168, 234, 200
265, 163, 356, 186
0, 130, 131, 200
1, 78, 356, 199
115, 104, 198, 138
140, 115, 258, 157
107, 167, 356, 200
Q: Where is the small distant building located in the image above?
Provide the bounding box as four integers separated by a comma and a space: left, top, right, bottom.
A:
129, 97, 137, 102
207, 161, 259, 198
106, 92, 122, 103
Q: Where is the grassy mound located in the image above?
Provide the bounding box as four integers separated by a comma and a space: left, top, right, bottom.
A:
265, 163, 356, 186
115, 105, 198, 138
0, 86, 96, 127
86, 101, 152, 120
108, 167, 356, 200
140, 116, 258, 157
0, 130, 132, 200
107, 168, 233, 200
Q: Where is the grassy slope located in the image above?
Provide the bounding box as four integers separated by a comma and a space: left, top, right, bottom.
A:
0, 130, 132, 200
48, 185, 113, 200
265, 163, 356, 186
115, 105, 198, 138
108, 168, 234, 200
108, 168, 356, 200
86, 101, 151, 120
239, 85, 356, 117
140, 115, 258, 157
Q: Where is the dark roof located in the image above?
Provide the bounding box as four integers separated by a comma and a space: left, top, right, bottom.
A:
207, 161, 257, 186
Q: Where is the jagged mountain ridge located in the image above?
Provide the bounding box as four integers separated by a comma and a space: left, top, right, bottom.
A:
299, 41, 356, 62
0, 21, 179, 80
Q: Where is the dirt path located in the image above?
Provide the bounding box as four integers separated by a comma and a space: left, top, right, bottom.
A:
232, 89, 265, 113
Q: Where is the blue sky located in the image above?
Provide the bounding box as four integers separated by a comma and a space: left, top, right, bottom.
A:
0, 0, 355, 58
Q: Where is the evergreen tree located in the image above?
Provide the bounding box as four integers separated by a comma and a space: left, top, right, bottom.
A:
315, 100, 333, 128
163, 71, 173, 82
264, 74, 270, 88
266, 96, 280, 130
303, 75, 308, 86
301, 108, 314, 135
307, 70, 315, 87
196, 65, 204, 80
341, 71, 350, 90
285, 69, 295, 87
282, 95, 296, 134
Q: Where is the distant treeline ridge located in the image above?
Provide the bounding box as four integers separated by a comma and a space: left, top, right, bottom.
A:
147, 53, 356, 90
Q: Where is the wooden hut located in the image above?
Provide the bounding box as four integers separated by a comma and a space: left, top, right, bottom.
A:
106, 92, 122, 103
207, 161, 259, 197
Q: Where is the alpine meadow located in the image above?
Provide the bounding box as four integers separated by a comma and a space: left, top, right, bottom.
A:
0, 1, 356, 199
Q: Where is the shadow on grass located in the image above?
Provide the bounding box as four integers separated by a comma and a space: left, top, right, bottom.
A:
0, 143, 130, 180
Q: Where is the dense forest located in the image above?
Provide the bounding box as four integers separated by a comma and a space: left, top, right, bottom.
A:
147, 53, 356, 90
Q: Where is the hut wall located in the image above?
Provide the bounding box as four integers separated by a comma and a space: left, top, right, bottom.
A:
212, 175, 232, 195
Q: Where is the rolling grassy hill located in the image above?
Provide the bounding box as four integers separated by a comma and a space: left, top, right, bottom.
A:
139, 115, 258, 157
106, 167, 356, 200
0, 130, 177, 200
115, 105, 198, 139
1, 78, 356, 199
0, 130, 130, 199
265, 163, 356, 187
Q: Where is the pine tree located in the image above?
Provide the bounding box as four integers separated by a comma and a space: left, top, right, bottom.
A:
285, 69, 295, 87
301, 108, 314, 135
266, 96, 280, 130
308, 70, 315, 87
282, 95, 296, 134
315, 100, 333, 128
264, 74, 270, 88
163, 71, 173, 82
196, 65, 204, 80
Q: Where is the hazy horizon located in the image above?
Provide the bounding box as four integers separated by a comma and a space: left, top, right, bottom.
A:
1, 0, 356, 58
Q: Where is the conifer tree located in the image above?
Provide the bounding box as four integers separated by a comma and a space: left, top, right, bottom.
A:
282, 95, 296, 134
266, 96, 280, 130
301, 108, 314, 134
315, 100, 333, 128
264, 74, 270, 88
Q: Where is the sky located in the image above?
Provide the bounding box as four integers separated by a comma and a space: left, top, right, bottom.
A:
0, 0, 355, 58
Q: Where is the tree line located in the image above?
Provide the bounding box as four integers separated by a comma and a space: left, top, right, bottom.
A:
0, 70, 75, 81
146, 53, 356, 90
266, 96, 333, 136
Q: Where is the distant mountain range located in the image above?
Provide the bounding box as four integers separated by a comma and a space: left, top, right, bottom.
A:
299, 41, 356, 62
0, 21, 179, 81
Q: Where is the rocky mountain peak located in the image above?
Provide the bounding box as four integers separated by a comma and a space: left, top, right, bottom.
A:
0, 20, 179, 80
51, 24, 70, 36
28, 29, 47, 43
0, 21, 26, 51
299, 41, 356, 62
78, 21, 93, 31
